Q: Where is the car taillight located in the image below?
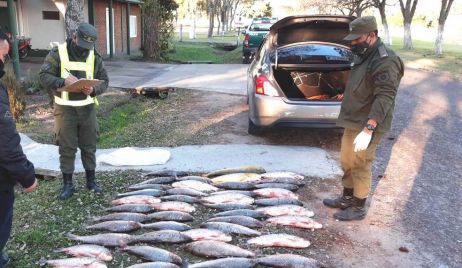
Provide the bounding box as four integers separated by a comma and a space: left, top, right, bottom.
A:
255, 75, 279, 97
244, 34, 249, 47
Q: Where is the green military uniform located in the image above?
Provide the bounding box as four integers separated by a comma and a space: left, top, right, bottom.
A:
39, 23, 108, 199
324, 16, 404, 220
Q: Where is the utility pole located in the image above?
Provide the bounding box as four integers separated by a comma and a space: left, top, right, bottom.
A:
7, 0, 20, 78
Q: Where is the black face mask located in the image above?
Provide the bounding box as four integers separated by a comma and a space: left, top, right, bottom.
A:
0, 59, 5, 79
351, 36, 370, 56
71, 41, 89, 56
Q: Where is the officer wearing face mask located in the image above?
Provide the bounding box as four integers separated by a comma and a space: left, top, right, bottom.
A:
323, 16, 404, 221
39, 23, 109, 199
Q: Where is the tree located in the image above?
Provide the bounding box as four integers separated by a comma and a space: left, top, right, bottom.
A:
142, 0, 179, 61
65, 0, 84, 38
336, 0, 374, 17
372, 0, 391, 45
399, 0, 418, 49
434, 0, 455, 56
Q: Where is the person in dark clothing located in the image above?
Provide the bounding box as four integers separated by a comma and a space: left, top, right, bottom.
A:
0, 31, 38, 268
39, 23, 109, 199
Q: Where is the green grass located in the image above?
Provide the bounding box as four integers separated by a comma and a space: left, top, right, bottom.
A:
391, 36, 462, 78
166, 41, 242, 64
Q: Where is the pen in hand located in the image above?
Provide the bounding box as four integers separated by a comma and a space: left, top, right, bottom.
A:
64, 69, 79, 86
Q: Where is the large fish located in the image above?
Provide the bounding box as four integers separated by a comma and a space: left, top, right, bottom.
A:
256, 254, 320, 268
260, 172, 304, 180
214, 182, 256, 190
189, 257, 256, 268
134, 230, 192, 243
253, 188, 298, 199
181, 228, 232, 242
66, 233, 133, 247
205, 166, 266, 178
209, 190, 256, 197
256, 205, 314, 217
126, 262, 180, 268
46, 257, 106, 268
211, 173, 261, 184
53, 244, 112, 261
247, 234, 311, 248
172, 180, 218, 192
121, 245, 182, 265
185, 241, 255, 258
207, 216, 263, 228
142, 221, 192, 231
202, 203, 254, 211
144, 170, 188, 177
137, 176, 176, 185
105, 204, 155, 213
201, 193, 254, 205
117, 189, 164, 197
152, 201, 196, 213
86, 220, 142, 233
161, 195, 199, 204
254, 183, 299, 191
166, 188, 207, 197
214, 209, 265, 219
201, 222, 261, 236
175, 176, 212, 184
128, 183, 172, 191
148, 211, 194, 222
92, 212, 150, 223
111, 195, 161, 205
266, 216, 323, 229
254, 177, 305, 186
254, 198, 303, 207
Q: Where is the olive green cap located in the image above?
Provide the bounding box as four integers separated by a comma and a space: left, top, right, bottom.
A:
343, 16, 378, 41
76, 22, 98, 49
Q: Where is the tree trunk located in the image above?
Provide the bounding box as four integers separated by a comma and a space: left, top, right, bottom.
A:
403, 22, 413, 49
434, 23, 444, 56
65, 0, 84, 38
216, 13, 221, 35
208, 13, 214, 37
378, 6, 391, 45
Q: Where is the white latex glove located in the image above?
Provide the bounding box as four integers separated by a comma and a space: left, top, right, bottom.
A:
353, 131, 372, 152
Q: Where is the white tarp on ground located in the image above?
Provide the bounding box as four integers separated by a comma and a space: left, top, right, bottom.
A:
97, 147, 170, 166
19, 133, 342, 178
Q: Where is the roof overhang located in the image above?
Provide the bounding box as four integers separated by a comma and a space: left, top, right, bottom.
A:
117, 0, 143, 4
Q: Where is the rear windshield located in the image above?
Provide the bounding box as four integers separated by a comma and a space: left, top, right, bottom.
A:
249, 23, 272, 31
276, 20, 350, 46
270, 43, 353, 65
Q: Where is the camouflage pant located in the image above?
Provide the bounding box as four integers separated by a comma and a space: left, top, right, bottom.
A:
340, 128, 385, 199
54, 103, 98, 174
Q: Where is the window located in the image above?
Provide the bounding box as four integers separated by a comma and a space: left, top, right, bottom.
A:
42, 11, 60, 20
129, 15, 137, 38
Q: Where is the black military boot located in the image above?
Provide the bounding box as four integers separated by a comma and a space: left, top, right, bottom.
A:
59, 173, 74, 200
333, 196, 367, 221
86, 170, 102, 193
323, 188, 353, 209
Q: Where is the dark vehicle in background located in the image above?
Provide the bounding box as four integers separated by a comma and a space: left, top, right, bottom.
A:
242, 18, 276, 64
246, 15, 355, 134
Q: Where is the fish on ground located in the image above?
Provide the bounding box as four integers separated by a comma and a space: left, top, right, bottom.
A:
266, 216, 323, 229
175, 176, 212, 184
134, 230, 192, 243
117, 189, 164, 197
188, 257, 256, 268
166, 188, 207, 197
205, 166, 266, 178
254, 183, 299, 191
53, 244, 112, 261
137, 176, 177, 185
214, 209, 265, 219
66, 233, 134, 247
181, 228, 232, 242
209, 190, 256, 197
129, 183, 172, 191
152, 201, 196, 213
105, 204, 155, 213
86, 220, 142, 233
260, 172, 304, 180
201, 193, 254, 205
126, 262, 180, 268
247, 234, 311, 248
256, 205, 314, 217
142, 221, 192, 231
121, 245, 182, 265
111, 195, 161, 205
184, 241, 255, 258
211, 173, 261, 184
254, 177, 305, 186
92, 212, 150, 223
253, 188, 298, 199
256, 254, 321, 268
202, 203, 254, 211
161, 195, 199, 204
201, 222, 261, 236
148, 211, 194, 222
213, 182, 256, 190
207, 216, 263, 228
254, 198, 303, 207
172, 180, 218, 192
144, 170, 187, 177
46, 257, 106, 268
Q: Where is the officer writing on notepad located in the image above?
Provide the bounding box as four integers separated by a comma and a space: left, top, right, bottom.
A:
39, 22, 109, 199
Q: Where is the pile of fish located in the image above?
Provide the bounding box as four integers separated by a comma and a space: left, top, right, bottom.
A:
46, 166, 323, 268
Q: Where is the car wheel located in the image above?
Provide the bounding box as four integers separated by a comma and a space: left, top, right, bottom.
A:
248, 118, 262, 135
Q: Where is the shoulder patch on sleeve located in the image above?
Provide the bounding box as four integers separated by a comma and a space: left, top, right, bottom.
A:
375, 71, 390, 83
378, 45, 388, 58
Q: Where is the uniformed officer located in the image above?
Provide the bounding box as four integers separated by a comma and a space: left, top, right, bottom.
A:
323, 16, 404, 221
39, 23, 109, 199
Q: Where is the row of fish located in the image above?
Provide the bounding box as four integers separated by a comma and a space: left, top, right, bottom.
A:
46, 169, 322, 267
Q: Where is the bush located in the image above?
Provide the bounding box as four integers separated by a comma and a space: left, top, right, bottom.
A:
22, 69, 42, 94
1, 63, 26, 120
